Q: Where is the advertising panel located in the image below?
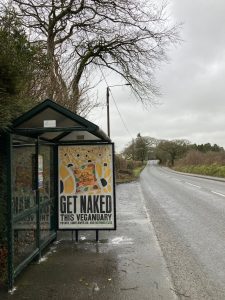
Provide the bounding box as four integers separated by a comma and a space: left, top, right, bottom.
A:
58, 144, 116, 229
38, 154, 44, 189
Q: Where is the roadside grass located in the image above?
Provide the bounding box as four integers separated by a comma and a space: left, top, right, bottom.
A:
133, 165, 146, 177
173, 164, 225, 178
116, 164, 146, 184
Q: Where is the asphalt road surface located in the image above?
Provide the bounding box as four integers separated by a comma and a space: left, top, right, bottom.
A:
140, 165, 225, 299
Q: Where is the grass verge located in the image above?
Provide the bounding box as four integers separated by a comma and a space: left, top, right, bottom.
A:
173, 164, 225, 178
116, 164, 146, 184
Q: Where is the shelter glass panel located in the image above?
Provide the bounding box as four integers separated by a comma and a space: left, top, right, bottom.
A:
12, 136, 36, 216
39, 144, 55, 244
13, 213, 37, 268
12, 135, 37, 268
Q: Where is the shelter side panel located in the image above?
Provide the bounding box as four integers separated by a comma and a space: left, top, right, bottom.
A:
58, 144, 115, 229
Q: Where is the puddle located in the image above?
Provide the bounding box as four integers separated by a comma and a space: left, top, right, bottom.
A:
93, 282, 100, 292
9, 287, 17, 295
110, 236, 133, 245
38, 256, 48, 264
53, 240, 62, 245
38, 245, 58, 264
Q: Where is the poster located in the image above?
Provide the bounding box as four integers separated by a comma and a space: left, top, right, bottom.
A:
32, 154, 44, 190
58, 144, 116, 229
38, 154, 44, 189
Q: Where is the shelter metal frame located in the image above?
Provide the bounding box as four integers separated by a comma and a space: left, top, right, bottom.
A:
2, 99, 114, 290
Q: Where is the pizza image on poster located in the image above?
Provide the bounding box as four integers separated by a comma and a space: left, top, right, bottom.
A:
58, 144, 116, 229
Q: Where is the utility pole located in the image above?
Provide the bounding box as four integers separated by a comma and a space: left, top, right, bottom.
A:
106, 86, 110, 137
106, 83, 131, 138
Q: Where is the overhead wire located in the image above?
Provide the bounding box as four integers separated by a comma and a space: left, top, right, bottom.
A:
98, 65, 133, 139
108, 87, 133, 139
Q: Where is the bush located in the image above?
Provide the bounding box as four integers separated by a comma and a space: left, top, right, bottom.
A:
175, 150, 225, 166
115, 154, 145, 183
173, 150, 225, 178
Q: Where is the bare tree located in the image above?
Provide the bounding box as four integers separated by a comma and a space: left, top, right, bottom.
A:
11, 0, 179, 113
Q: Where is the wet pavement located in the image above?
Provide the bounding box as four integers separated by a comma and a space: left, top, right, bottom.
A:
1, 181, 177, 300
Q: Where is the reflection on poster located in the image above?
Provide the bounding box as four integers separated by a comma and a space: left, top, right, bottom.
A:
58, 144, 116, 229
38, 155, 44, 189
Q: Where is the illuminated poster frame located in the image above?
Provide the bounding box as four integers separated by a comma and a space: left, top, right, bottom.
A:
58, 143, 116, 230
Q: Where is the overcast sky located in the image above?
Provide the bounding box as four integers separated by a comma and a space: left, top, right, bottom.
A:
89, 0, 225, 153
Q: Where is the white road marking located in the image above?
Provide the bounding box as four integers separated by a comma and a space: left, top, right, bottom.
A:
211, 191, 225, 198
171, 177, 182, 183
186, 182, 201, 188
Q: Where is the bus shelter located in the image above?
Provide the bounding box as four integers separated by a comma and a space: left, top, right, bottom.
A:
0, 99, 116, 290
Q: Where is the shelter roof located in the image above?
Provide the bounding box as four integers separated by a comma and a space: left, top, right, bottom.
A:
11, 99, 110, 143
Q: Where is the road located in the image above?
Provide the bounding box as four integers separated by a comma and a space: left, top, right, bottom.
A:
140, 165, 225, 299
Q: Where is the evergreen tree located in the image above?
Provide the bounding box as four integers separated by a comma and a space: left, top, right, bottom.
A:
0, 7, 48, 129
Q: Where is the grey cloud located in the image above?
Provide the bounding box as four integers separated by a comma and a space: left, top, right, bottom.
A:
90, 0, 225, 152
